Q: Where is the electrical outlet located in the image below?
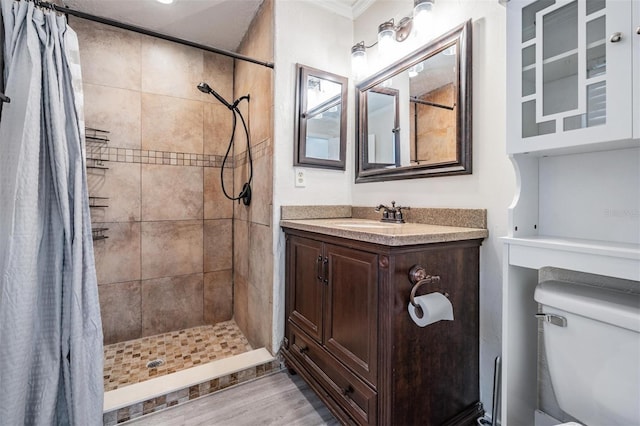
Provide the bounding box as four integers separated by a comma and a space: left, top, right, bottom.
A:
295, 168, 306, 187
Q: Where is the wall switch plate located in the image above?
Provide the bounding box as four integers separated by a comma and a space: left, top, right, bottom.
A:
295, 168, 306, 187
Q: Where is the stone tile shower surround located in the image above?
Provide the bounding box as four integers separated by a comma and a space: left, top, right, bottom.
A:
74, 17, 236, 345
231, 0, 275, 352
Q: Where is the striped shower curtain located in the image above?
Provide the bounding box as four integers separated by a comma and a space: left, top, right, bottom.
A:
0, 0, 103, 424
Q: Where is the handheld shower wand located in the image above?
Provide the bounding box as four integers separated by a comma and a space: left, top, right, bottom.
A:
198, 82, 253, 206
197, 82, 234, 110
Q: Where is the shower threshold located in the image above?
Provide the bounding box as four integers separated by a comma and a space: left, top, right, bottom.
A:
104, 348, 275, 412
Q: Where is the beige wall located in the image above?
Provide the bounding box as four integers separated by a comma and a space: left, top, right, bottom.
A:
232, 0, 275, 351
74, 18, 235, 345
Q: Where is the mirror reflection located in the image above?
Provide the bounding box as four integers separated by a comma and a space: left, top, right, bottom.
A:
305, 76, 342, 161
356, 20, 471, 182
295, 65, 348, 170
365, 87, 399, 167
409, 46, 457, 165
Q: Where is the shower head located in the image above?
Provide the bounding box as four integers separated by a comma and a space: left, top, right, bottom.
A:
197, 81, 233, 110
197, 82, 212, 94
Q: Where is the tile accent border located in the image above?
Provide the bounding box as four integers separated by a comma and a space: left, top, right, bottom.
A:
86, 139, 271, 169
103, 358, 282, 425
86, 146, 229, 168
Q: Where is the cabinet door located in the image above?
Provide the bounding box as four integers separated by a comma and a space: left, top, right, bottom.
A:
287, 236, 325, 343
324, 244, 378, 387
507, 0, 633, 154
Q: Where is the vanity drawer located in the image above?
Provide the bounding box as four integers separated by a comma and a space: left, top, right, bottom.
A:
289, 323, 377, 425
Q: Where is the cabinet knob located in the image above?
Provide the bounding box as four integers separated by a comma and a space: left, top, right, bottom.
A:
298, 346, 309, 355
636, 26, 640, 35
609, 32, 622, 43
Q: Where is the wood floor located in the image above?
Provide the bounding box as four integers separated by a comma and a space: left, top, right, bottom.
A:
124, 371, 340, 425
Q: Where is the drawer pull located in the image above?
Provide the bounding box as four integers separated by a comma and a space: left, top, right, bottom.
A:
298, 346, 309, 355
342, 385, 354, 397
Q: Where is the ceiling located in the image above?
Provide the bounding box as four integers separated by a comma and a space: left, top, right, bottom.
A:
63, 0, 373, 52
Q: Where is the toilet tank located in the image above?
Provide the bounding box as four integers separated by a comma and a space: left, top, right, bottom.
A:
534, 280, 640, 426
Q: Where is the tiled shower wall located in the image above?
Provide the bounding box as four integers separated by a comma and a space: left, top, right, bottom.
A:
233, 0, 275, 351
410, 83, 456, 164
74, 18, 235, 345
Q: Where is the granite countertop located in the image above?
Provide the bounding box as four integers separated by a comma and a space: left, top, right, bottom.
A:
280, 218, 489, 246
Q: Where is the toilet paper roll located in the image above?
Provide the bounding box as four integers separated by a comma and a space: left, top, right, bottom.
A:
408, 292, 454, 327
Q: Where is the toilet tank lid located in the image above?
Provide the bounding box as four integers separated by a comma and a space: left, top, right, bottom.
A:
534, 280, 640, 332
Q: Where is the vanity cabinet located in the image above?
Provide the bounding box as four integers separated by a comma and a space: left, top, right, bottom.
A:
282, 227, 484, 426
507, 0, 640, 154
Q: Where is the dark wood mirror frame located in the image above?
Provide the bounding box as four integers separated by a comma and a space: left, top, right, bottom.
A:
294, 64, 348, 170
355, 19, 472, 183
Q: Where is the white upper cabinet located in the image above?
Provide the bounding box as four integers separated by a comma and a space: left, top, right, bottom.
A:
507, 0, 637, 154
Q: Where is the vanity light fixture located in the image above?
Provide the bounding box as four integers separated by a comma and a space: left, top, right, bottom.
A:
350, 0, 435, 79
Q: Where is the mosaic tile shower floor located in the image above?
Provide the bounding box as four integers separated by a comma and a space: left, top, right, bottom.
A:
103, 321, 253, 391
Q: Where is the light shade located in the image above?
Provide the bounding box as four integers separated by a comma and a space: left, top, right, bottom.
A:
156, 0, 174, 4
377, 20, 396, 61
351, 42, 367, 81
413, 0, 434, 39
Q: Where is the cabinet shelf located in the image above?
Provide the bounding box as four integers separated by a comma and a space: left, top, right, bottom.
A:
502, 235, 640, 281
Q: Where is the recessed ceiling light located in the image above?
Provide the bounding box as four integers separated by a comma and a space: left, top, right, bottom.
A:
156, 0, 174, 4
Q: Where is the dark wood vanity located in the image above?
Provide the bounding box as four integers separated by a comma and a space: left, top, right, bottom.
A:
281, 219, 486, 425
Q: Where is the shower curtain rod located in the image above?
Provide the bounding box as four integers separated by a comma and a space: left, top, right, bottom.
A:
44, 2, 275, 69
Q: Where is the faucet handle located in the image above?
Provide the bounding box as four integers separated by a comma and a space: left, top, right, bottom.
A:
395, 205, 410, 222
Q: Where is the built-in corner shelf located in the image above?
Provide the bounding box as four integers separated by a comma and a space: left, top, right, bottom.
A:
502, 236, 640, 282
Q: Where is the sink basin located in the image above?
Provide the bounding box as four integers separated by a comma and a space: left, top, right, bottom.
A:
331, 222, 400, 229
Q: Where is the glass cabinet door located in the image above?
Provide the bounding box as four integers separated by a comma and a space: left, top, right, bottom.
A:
507, 0, 633, 154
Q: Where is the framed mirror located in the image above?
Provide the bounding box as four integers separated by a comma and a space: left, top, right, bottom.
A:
356, 19, 472, 182
294, 64, 348, 170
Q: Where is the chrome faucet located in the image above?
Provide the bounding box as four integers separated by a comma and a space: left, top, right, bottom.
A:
374, 201, 410, 223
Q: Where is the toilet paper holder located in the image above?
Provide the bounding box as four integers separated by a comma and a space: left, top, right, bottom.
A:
408, 264, 447, 309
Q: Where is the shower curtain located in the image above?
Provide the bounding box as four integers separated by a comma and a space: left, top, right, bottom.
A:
0, 1, 104, 425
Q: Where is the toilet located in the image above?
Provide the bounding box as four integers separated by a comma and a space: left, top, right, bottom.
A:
534, 280, 640, 426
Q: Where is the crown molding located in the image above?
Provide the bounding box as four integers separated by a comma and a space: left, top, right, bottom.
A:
351, 0, 375, 18
307, 0, 375, 20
